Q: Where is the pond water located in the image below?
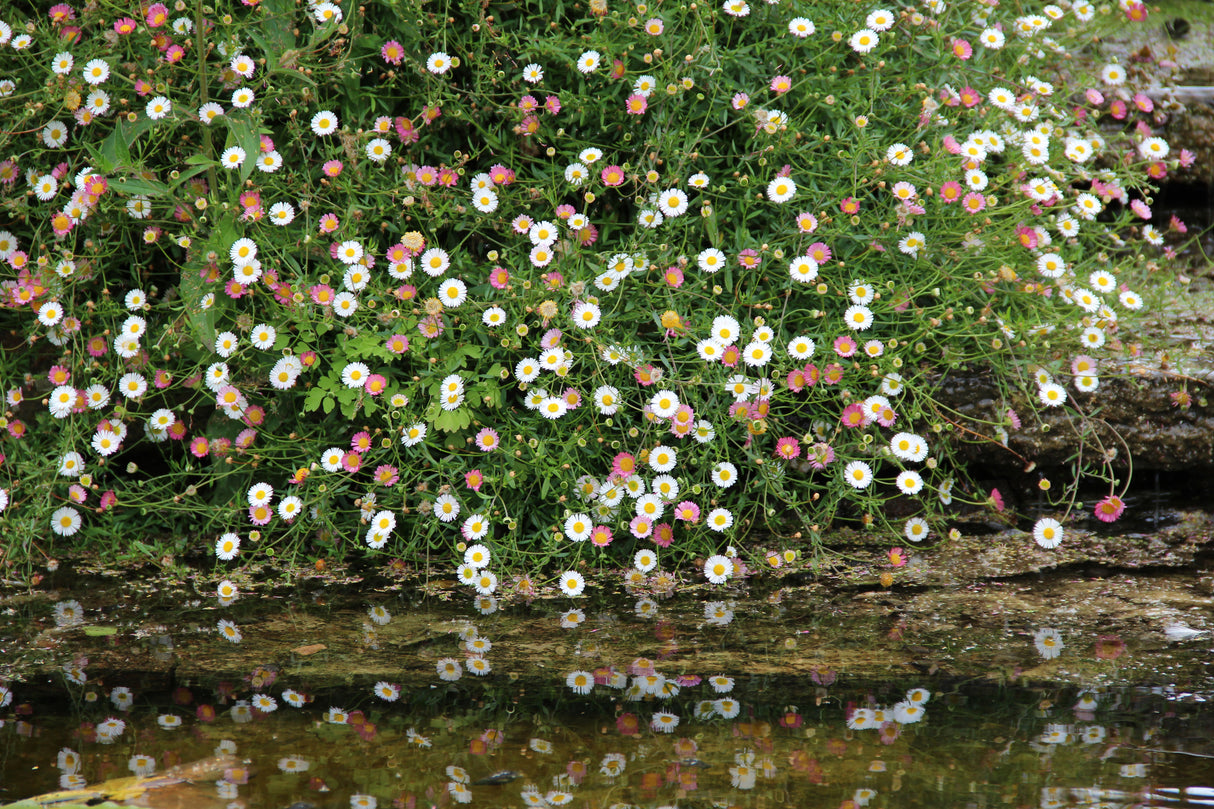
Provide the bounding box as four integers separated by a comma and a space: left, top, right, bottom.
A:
3, 561, 1214, 808
3, 677, 1214, 808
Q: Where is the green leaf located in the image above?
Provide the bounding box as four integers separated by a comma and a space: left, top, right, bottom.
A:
108, 177, 171, 197
214, 217, 239, 252
322, 395, 335, 415
82, 143, 114, 174
443, 343, 483, 374
342, 332, 384, 361
249, 0, 296, 70
433, 407, 472, 433
179, 256, 217, 350
304, 386, 328, 413
477, 380, 502, 409
223, 116, 267, 185
82, 626, 118, 637
99, 123, 132, 170
281, 252, 305, 276
100, 116, 161, 173
170, 163, 213, 192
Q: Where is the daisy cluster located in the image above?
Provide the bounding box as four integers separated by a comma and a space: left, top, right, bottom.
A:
845, 686, 931, 732
0, 0, 1189, 576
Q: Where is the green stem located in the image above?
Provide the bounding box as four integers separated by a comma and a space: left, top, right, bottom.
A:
195, 0, 218, 194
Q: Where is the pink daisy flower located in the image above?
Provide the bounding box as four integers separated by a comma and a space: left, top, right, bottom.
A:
939, 181, 963, 203
591, 525, 614, 547
833, 335, 857, 357
1094, 495, 1126, 523
364, 375, 387, 396
774, 437, 800, 460
381, 40, 404, 65
612, 452, 638, 478
674, 501, 700, 523
840, 404, 866, 428
351, 431, 373, 453
601, 165, 625, 186
808, 442, 835, 469
475, 428, 500, 452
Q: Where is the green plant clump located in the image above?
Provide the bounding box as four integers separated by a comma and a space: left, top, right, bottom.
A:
0, 0, 1190, 585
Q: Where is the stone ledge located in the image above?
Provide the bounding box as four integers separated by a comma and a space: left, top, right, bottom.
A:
939, 365, 1214, 471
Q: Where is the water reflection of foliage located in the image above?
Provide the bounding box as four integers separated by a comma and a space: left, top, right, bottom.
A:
3, 677, 1209, 809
